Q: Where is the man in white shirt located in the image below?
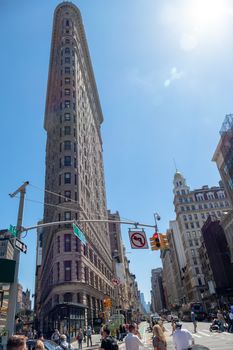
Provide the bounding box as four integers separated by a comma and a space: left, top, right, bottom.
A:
173, 323, 194, 350
125, 324, 144, 350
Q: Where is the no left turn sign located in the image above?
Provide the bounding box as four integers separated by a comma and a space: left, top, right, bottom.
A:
129, 230, 149, 249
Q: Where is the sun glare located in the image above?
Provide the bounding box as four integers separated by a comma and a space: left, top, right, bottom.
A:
187, 0, 231, 32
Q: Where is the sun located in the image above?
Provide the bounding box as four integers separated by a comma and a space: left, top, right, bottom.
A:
187, 0, 231, 32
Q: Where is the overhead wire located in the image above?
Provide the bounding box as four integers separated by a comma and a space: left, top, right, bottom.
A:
28, 182, 138, 223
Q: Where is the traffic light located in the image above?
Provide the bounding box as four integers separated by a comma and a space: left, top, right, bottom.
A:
103, 299, 107, 308
160, 234, 169, 250
150, 232, 161, 251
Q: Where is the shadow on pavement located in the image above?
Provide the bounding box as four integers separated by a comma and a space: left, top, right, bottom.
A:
192, 346, 210, 350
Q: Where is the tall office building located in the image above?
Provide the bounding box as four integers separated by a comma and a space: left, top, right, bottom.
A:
39, 2, 113, 334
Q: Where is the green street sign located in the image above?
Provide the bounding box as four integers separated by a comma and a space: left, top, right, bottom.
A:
8, 224, 18, 237
72, 223, 87, 245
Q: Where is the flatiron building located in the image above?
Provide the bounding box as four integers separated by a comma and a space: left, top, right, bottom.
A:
39, 2, 113, 335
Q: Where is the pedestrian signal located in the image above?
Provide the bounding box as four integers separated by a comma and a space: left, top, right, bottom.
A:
103, 299, 107, 308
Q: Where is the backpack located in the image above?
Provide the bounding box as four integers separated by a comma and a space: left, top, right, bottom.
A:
107, 336, 119, 350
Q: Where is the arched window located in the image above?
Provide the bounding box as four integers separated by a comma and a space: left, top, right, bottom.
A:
64, 292, 72, 303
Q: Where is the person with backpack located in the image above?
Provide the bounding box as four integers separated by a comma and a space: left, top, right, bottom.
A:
87, 326, 93, 347
76, 329, 83, 350
100, 327, 118, 350
124, 324, 143, 350
152, 325, 167, 350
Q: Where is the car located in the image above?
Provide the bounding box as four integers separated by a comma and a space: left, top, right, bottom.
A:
27, 339, 58, 350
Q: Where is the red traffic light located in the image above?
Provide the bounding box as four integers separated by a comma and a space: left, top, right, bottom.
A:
153, 233, 159, 239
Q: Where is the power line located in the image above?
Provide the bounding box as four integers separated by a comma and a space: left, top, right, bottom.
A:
28, 182, 138, 223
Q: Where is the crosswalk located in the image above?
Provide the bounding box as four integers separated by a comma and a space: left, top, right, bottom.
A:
192, 329, 232, 339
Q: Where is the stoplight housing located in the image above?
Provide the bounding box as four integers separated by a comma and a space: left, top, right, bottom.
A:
160, 234, 169, 250
150, 232, 161, 250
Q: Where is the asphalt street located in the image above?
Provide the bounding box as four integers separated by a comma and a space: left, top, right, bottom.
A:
119, 321, 233, 350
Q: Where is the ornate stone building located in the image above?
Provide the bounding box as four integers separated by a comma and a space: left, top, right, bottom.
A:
173, 171, 231, 302
39, 2, 113, 335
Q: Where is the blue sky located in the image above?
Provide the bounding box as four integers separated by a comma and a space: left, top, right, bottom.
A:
1, 0, 233, 303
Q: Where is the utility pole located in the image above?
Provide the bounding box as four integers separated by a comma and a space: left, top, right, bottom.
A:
6, 181, 29, 336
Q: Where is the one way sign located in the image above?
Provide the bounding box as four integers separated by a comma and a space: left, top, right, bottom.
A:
15, 238, 27, 254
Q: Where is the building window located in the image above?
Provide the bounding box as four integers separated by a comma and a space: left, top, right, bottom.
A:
64, 211, 71, 221
64, 172, 71, 184
64, 234, 71, 252
65, 77, 70, 84
64, 292, 72, 302
64, 156, 71, 166
64, 140, 71, 150
57, 262, 60, 282
59, 174, 61, 186
65, 57, 70, 63
64, 113, 71, 121
75, 237, 80, 252
64, 261, 72, 281
65, 38, 70, 44
77, 293, 81, 303
84, 267, 89, 282
65, 88, 70, 95
64, 100, 70, 108
57, 236, 60, 254
65, 67, 70, 74
65, 47, 70, 54
64, 190, 71, 201
64, 126, 71, 135
76, 261, 79, 280
183, 215, 187, 221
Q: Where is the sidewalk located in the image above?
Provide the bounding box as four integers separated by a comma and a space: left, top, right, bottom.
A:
72, 334, 101, 350
71, 335, 124, 350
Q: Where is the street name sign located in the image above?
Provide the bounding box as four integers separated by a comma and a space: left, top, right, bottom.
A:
72, 223, 87, 245
15, 238, 27, 254
128, 230, 149, 249
8, 224, 17, 237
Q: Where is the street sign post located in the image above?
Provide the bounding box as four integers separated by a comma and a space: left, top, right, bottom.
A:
128, 229, 149, 249
72, 223, 87, 245
15, 238, 27, 254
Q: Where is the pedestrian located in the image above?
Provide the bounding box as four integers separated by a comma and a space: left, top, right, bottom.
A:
58, 334, 73, 350
7, 336, 27, 350
124, 324, 143, 350
35, 340, 45, 350
228, 308, 233, 333
191, 311, 197, 333
51, 328, 60, 344
100, 327, 118, 350
173, 322, 194, 350
152, 324, 167, 350
76, 329, 83, 350
217, 310, 225, 332
87, 325, 93, 347
83, 327, 87, 342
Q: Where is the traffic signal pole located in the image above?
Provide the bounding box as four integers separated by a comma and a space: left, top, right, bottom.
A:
6, 181, 29, 336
